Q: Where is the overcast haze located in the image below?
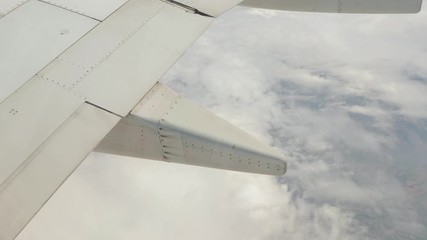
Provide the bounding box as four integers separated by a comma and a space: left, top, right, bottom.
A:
18, 5, 427, 240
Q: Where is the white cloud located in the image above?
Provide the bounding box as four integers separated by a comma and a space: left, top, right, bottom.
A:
18, 154, 366, 240
163, 6, 427, 239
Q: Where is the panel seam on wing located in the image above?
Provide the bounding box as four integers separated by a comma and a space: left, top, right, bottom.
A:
158, 96, 182, 162
161, 0, 213, 17
37, 0, 100, 21
0, 0, 28, 19
36, 1, 167, 99
49, 3, 166, 92
72, 5, 163, 82
0, 101, 87, 192
36, 73, 88, 100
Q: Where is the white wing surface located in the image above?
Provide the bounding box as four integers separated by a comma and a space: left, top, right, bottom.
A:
0, 0, 250, 239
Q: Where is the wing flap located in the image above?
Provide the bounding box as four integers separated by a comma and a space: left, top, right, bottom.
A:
37, 0, 214, 117
75, 2, 213, 116
96, 83, 287, 175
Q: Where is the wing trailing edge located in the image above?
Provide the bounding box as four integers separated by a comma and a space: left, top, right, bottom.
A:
95, 82, 287, 176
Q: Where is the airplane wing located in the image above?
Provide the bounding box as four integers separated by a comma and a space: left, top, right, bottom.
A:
0, 0, 285, 238
240, 0, 423, 13
0, 0, 421, 239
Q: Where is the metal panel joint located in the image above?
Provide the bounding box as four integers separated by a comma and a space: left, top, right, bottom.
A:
161, 0, 213, 17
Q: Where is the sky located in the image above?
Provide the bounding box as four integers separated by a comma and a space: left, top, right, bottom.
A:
18, 5, 427, 240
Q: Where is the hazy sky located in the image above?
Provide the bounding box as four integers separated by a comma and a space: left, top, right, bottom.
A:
18, 5, 427, 240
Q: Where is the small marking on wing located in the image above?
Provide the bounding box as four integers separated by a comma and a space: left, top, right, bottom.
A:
8, 108, 18, 115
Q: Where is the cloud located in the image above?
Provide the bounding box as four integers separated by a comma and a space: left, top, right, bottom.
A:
18, 153, 367, 240
162, 6, 427, 239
